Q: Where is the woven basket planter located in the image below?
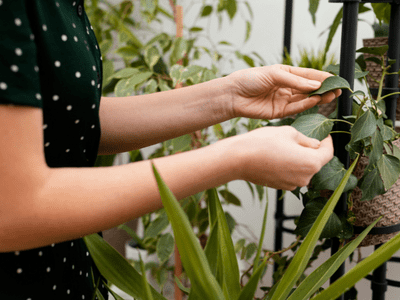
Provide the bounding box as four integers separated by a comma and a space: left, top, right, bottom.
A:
363, 37, 400, 123
350, 139, 400, 247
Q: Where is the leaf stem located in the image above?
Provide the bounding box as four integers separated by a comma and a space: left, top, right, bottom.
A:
331, 119, 353, 126
330, 131, 351, 135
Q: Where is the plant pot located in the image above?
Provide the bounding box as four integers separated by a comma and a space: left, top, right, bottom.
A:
363, 37, 400, 128
350, 138, 400, 247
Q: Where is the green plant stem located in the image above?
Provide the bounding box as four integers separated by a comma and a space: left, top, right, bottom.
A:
253, 190, 269, 270
379, 91, 400, 101
331, 119, 353, 126
330, 131, 351, 135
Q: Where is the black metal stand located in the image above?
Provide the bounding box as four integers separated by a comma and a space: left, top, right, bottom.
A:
275, 1, 400, 299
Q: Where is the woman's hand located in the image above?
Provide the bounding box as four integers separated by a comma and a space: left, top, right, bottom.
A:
218, 126, 334, 191
227, 64, 342, 119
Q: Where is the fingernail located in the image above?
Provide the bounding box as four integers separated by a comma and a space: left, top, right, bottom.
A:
309, 80, 321, 89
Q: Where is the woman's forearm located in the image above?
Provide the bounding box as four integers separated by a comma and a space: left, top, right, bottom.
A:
98, 77, 233, 155
1, 140, 238, 252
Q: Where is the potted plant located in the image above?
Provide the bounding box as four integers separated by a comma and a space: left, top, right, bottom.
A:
289, 45, 400, 247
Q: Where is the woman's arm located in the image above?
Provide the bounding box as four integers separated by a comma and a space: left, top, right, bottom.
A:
98, 77, 232, 155
0, 105, 333, 252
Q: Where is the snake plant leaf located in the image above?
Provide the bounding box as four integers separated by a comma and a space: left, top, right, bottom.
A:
377, 154, 400, 190
236, 260, 267, 300
309, 76, 350, 96
140, 253, 154, 300
83, 234, 167, 300
312, 230, 400, 300
271, 156, 358, 300
207, 189, 241, 299
152, 165, 225, 300
291, 114, 334, 141
311, 156, 358, 193
287, 216, 381, 300
359, 167, 385, 201
350, 110, 377, 144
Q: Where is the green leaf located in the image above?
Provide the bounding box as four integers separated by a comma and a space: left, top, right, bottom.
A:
350, 110, 377, 143
323, 8, 343, 61
371, 3, 391, 25
156, 233, 174, 264
152, 166, 225, 300
170, 37, 188, 66
165, 134, 192, 153
359, 167, 385, 201
115, 46, 139, 60
144, 46, 161, 70
144, 212, 169, 239
83, 234, 167, 300
226, 0, 237, 20
356, 45, 388, 56
325, 63, 368, 79
368, 129, 384, 165
365, 56, 383, 66
309, 0, 320, 25
219, 190, 241, 206
159, 79, 171, 91
200, 5, 213, 17
245, 1, 253, 19
174, 276, 191, 295
350, 90, 365, 99
204, 221, 220, 277
271, 157, 358, 300
139, 253, 154, 300
312, 230, 400, 300
295, 199, 342, 239
207, 189, 241, 299
311, 156, 358, 192
377, 154, 400, 190
102, 59, 114, 87
100, 39, 113, 55
295, 106, 319, 119
145, 79, 158, 94
189, 27, 203, 32
110, 68, 140, 80
170, 64, 184, 87
245, 243, 257, 260
309, 76, 350, 96
245, 21, 251, 42
288, 216, 382, 300
291, 114, 334, 141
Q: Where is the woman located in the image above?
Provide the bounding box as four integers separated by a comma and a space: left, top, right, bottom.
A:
0, 0, 340, 299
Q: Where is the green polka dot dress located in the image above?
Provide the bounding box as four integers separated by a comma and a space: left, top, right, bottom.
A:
0, 1, 108, 299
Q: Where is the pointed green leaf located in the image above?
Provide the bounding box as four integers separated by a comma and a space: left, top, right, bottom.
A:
145, 46, 161, 70
152, 165, 225, 300
287, 216, 381, 300
226, 0, 237, 19
207, 189, 241, 299
325, 63, 368, 79
312, 230, 400, 300
245, 21, 251, 42
309, 76, 350, 96
350, 110, 377, 143
204, 221, 220, 277
323, 8, 342, 58
311, 156, 358, 192
271, 157, 358, 300
377, 154, 400, 190
368, 129, 384, 165
83, 234, 167, 300
200, 5, 213, 17
139, 253, 154, 300
291, 114, 334, 141
309, 0, 320, 25
144, 212, 169, 239
110, 68, 140, 80
219, 190, 241, 206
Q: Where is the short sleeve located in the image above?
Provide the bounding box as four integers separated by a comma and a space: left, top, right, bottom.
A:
0, 0, 42, 108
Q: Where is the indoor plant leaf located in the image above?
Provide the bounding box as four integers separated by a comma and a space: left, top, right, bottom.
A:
312, 230, 400, 300
83, 234, 167, 300
309, 76, 350, 96
291, 114, 334, 141
359, 167, 385, 201
356, 45, 388, 57
236, 260, 267, 300
271, 156, 358, 300
207, 189, 241, 299
140, 253, 154, 300
366, 129, 384, 165
219, 189, 242, 206
377, 154, 400, 190
294, 199, 342, 239
287, 216, 381, 300
311, 156, 358, 192
152, 165, 225, 300
325, 63, 369, 79
350, 110, 377, 143
156, 233, 174, 264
